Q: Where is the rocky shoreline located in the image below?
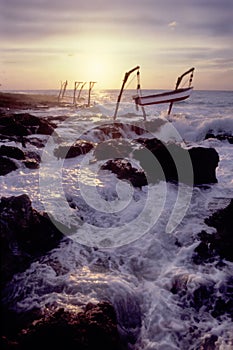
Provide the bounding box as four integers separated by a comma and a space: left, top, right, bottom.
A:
1, 92, 232, 349
0, 92, 59, 110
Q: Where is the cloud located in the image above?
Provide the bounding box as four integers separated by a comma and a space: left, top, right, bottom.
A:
168, 21, 178, 30
1, 0, 232, 42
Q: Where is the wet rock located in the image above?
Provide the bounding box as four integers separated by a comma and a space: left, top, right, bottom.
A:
26, 137, 47, 148
94, 139, 135, 161
23, 150, 41, 169
0, 194, 63, 283
0, 91, 58, 110
1, 302, 125, 350
136, 139, 219, 185
171, 275, 233, 321
0, 156, 18, 175
194, 199, 233, 262
188, 147, 219, 185
205, 131, 233, 144
0, 145, 25, 160
54, 140, 94, 159
96, 122, 146, 140
200, 334, 218, 350
0, 113, 56, 137
0, 146, 41, 174
95, 137, 219, 186
101, 159, 147, 188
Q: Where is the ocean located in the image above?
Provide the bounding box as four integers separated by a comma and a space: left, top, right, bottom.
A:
1, 89, 233, 349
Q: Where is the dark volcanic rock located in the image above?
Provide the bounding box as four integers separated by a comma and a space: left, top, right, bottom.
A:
0, 156, 18, 175
1, 302, 125, 350
95, 137, 219, 187
0, 194, 63, 283
205, 131, 233, 144
194, 199, 233, 263
136, 139, 219, 186
94, 139, 135, 160
0, 113, 56, 137
0, 91, 58, 110
101, 159, 147, 188
188, 147, 219, 185
171, 274, 233, 321
54, 140, 94, 159
0, 145, 25, 159
0, 146, 41, 174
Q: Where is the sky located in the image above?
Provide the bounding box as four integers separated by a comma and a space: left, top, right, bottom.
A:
0, 0, 233, 90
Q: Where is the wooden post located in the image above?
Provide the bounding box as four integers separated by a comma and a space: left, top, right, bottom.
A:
73, 82, 82, 105
87, 81, 97, 107
62, 80, 68, 98
58, 81, 64, 102
168, 67, 194, 115
77, 82, 87, 101
113, 66, 140, 120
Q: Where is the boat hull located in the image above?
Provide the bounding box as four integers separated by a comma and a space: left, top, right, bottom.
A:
133, 87, 193, 106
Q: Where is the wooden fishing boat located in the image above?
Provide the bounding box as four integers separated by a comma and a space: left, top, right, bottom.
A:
113, 66, 195, 120
133, 86, 193, 106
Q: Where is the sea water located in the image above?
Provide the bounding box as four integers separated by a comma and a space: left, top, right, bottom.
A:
1, 89, 233, 349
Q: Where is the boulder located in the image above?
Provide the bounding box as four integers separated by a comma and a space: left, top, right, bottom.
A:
0, 156, 18, 175
54, 140, 94, 159
1, 302, 124, 350
0, 145, 25, 159
0, 113, 56, 137
170, 274, 233, 321
95, 138, 219, 186
94, 139, 135, 161
136, 139, 219, 186
194, 199, 233, 263
0, 194, 63, 283
0, 146, 41, 174
188, 147, 219, 185
101, 159, 147, 188
205, 132, 233, 144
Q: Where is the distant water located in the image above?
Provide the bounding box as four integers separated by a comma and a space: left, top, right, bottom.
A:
1, 89, 233, 349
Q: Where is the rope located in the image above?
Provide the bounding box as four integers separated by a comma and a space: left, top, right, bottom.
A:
181, 71, 193, 88
181, 77, 189, 88
125, 73, 137, 89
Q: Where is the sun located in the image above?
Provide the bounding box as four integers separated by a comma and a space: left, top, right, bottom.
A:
81, 54, 114, 88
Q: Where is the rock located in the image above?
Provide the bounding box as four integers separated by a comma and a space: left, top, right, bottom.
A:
101, 159, 147, 188
0, 113, 56, 137
0, 91, 58, 110
200, 334, 218, 350
23, 159, 40, 169
0, 145, 25, 160
136, 139, 219, 186
194, 199, 233, 262
205, 132, 233, 144
26, 137, 47, 148
1, 302, 124, 350
134, 138, 179, 184
23, 150, 41, 169
170, 275, 233, 321
54, 140, 94, 159
95, 138, 219, 187
0, 146, 41, 174
188, 147, 219, 185
0, 194, 63, 283
0, 156, 18, 175
94, 139, 135, 161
